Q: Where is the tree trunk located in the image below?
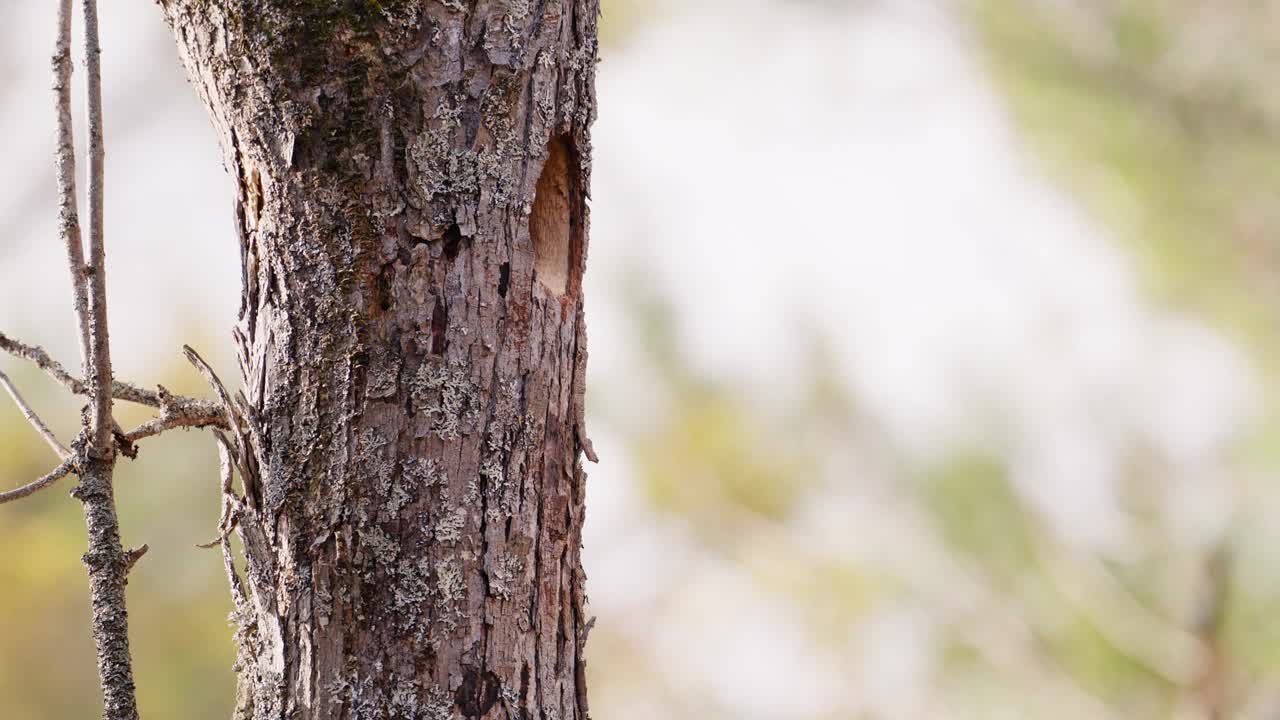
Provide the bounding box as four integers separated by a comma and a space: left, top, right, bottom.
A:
156, 2, 598, 718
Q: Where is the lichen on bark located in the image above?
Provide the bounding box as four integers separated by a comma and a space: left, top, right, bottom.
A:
157, 0, 599, 717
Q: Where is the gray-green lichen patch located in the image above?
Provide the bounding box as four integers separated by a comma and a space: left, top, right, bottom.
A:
403, 456, 443, 488
356, 427, 391, 456
389, 674, 420, 716
326, 675, 351, 704
385, 472, 413, 514
365, 345, 403, 399
534, 50, 558, 121
424, 684, 454, 720
411, 359, 477, 439
434, 557, 465, 629
489, 553, 524, 601
405, 81, 526, 225
360, 525, 401, 570
479, 455, 505, 487
407, 98, 477, 200
484, 0, 534, 63
434, 505, 467, 544
392, 556, 433, 628
314, 585, 334, 627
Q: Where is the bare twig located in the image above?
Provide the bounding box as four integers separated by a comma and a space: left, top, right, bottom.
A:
123, 544, 149, 576
0, 331, 202, 409
56, 0, 140, 716
81, 0, 112, 454
212, 434, 251, 612
185, 346, 259, 508
183, 345, 240, 426
195, 517, 240, 550
0, 332, 83, 394
52, 0, 91, 367
196, 433, 242, 549
120, 385, 227, 444
0, 370, 71, 459
1035, 538, 1202, 685
0, 457, 76, 505
0, 333, 229, 449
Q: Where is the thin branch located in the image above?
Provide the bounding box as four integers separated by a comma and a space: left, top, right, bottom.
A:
1190, 545, 1231, 720
119, 383, 227, 443
0, 370, 71, 459
0, 331, 84, 395
0, 457, 75, 505
0, 331, 171, 407
0, 333, 229, 440
185, 345, 259, 508
195, 517, 240, 550
1035, 538, 1203, 685
213, 434, 251, 612
119, 405, 228, 444
81, 0, 112, 454
196, 434, 241, 549
123, 544, 149, 576
65, 1, 140, 717
183, 345, 240, 426
52, 0, 91, 369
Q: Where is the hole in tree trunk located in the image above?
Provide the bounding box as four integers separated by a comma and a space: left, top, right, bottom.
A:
530, 135, 580, 296
443, 223, 464, 261
455, 669, 501, 718
430, 299, 449, 356
498, 262, 511, 297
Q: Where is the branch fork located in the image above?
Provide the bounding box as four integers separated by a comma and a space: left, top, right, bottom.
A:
0, 2, 236, 717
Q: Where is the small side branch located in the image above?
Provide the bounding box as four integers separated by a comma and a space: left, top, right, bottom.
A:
123, 544, 149, 576
196, 432, 242, 550
0, 331, 85, 395
0, 333, 229, 449
52, 0, 91, 367
120, 386, 227, 444
0, 457, 75, 505
212, 434, 251, 612
0, 331, 198, 409
0, 370, 71, 459
185, 346, 260, 509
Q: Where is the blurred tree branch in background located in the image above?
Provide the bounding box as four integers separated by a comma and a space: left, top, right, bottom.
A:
974, 0, 1280, 376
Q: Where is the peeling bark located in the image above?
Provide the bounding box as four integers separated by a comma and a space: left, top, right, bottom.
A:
157, 1, 598, 718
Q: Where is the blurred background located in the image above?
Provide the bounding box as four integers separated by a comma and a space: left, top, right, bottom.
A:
2, 0, 1280, 717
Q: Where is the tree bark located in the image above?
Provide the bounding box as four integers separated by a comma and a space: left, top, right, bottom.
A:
156, 2, 599, 718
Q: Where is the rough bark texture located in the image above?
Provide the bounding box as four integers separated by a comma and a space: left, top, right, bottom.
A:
157, 2, 598, 719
